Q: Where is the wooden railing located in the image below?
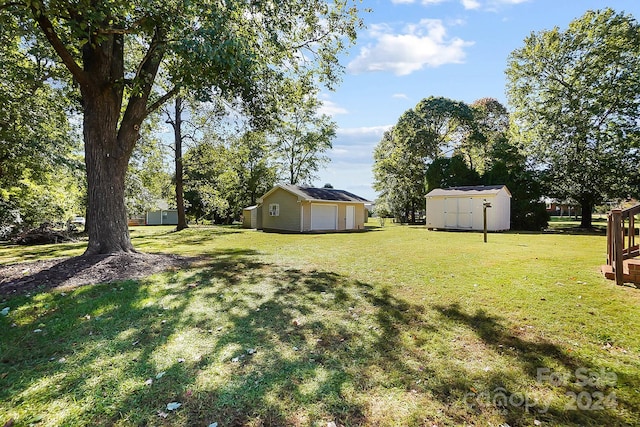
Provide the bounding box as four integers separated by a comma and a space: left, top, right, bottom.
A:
606, 204, 640, 285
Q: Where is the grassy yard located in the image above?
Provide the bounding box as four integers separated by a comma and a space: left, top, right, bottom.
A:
1, 223, 639, 426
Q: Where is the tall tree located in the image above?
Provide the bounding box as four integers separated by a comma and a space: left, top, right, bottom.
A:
184, 132, 276, 224
373, 128, 427, 222
468, 98, 509, 174
425, 155, 481, 192
506, 8, 640, 227
165, 96, 188, 231
271, 82, 336, 185
1, 13, 84, 236
2, 0, 362, 254
373, 97, 478, 222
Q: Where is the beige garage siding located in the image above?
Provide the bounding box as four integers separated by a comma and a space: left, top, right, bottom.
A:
301, 202, 366, 231
261, 187, 301, 232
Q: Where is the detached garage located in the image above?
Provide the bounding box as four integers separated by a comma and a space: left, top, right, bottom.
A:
256, 184, 370, 233
425, 185, 511, 231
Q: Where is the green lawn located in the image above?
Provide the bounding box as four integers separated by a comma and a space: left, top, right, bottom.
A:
1, 223, 639, 426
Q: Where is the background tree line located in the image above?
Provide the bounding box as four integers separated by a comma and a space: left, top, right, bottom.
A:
2, 6, 639, 241
374, 8, 640, 231
0, 0, 351, 242
373, 96, 549, 231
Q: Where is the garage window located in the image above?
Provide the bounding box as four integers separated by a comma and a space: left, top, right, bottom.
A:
269, 203, 279, 216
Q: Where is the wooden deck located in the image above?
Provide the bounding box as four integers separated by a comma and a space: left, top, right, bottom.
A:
601, 259, 640, 286
603, 205, 640, 286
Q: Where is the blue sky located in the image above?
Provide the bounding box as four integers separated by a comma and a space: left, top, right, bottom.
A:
314, 0, 640, 201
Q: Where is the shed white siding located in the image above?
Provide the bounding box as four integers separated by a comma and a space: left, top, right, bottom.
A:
426, 186, 511, 231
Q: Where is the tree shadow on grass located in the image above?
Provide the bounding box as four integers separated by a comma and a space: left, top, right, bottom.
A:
435, 303, 639, 426
2, 250, 638, 426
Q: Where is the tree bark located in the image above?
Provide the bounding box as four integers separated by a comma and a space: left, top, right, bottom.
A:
172, 96, 189, 231
580, 197, 593, 228
78, 29, 163, 254
81, 35, 136, 254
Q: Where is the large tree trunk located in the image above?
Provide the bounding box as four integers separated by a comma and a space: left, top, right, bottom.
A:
173, 96, 188, 231
35, 12, 165, 255
82, 87, 136, 255
80, 33, 138, 255
580, 198, 593, 228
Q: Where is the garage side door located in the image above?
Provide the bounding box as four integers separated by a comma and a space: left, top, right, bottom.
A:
311, 204, 337, 230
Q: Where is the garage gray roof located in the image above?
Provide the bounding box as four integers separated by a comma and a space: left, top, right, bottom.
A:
279, 184, 371, 203
425, 185, 510, 197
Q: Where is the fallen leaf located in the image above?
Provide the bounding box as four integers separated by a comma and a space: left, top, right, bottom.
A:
246, 348, 256, 355
534, 420, 542, 426
157, 411, 168, 418
166, 402, 181, 411
231, 357, 240, 363
145, 378, 153, 386
33, 329, 42, 333
177, 358, 185, 363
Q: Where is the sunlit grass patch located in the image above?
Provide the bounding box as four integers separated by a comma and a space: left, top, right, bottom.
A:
1, 224, 639, 425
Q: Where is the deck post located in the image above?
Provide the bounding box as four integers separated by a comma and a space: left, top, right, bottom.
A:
611, 209, 623, 286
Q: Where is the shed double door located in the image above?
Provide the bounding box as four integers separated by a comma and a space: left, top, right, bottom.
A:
444, 197, 473, 229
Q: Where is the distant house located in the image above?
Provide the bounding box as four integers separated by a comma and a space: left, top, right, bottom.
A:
253, 184, 370, 233
425, 185, 511, 231
145, 201, 178, 225
543, 198, 581, 217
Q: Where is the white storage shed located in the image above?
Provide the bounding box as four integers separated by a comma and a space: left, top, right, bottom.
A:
425, 185, 511, 231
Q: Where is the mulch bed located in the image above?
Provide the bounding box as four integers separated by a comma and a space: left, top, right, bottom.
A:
0, 253, 194, 297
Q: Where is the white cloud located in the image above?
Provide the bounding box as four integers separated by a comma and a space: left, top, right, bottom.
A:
348, 19, 474, 76
319, 99, 348, 116
336, 125, 392, 143
317, 93, 348, 116
392, 93, 409, 100
391, 0, 416, 3
461, 0, 481, 9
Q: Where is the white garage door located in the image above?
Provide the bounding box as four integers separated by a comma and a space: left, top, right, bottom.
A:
311, 204, 337, 230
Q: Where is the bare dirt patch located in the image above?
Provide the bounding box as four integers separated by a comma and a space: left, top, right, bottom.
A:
0, 253, 195, 297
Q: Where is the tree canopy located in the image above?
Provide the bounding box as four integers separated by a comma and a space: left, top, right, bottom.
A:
2, 0, 363, 253
506, 8, 640, 227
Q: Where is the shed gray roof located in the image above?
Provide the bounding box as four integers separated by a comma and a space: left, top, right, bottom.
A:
260, 184, 371, 203
425, 185, 511, 197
